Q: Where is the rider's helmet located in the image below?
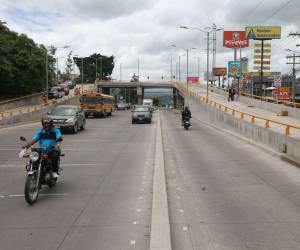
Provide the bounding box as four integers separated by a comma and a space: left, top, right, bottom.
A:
184, 106, 190, 112
41, 117, 53, 129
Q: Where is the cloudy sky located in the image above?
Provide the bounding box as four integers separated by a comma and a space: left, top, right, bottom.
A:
1, 0, 299, 81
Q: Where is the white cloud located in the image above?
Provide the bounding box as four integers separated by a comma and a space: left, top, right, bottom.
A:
1, 0, 300, 80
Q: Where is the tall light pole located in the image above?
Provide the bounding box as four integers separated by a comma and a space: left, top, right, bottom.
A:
120, 63, 122, 81
180, 25, 222, 99
137, 59, 140, 81
172, 45, 197, 106
45, 45, 69, 105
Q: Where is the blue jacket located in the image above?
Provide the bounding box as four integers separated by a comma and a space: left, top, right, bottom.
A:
33, 127, 62, 151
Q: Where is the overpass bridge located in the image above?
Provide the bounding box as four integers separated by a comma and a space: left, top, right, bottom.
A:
96, 81, 185, 108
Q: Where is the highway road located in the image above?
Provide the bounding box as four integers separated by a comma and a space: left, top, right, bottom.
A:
1, 108, 300, 249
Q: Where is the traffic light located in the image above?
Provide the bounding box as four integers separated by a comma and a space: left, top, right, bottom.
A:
161, 76, 164, 79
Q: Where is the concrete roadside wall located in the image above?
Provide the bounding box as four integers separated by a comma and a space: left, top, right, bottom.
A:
0, 93, 44, 112
0, 95, 80, 127
193, 97, 300, 162
209, 86, 300, 119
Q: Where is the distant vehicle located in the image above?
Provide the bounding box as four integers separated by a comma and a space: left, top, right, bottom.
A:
117, 101, 128, 110
48, 86, 65, 99
48, 105, 86, 134
65, 81, 76, 89
132, 105, 152, 124
143, 99, 153, 110
80, 92, 115, 117
59, 84, 70, 95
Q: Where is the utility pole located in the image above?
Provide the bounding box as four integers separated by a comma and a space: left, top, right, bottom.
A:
206, 31, 210, 101
212, 23, 216, 85
286, 53, 300, 102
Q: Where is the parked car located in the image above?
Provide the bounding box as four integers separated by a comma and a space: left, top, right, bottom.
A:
132, 105, 152, 124
117, 101, 128, 110
48, 86, 65, 99
47, 105, 86, 134
59, 84, 70, 95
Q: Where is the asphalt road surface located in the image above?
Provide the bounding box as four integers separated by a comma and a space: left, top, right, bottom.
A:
1, 108, 300, 249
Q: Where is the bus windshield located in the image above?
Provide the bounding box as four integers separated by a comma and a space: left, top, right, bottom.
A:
81, 97, 103, 104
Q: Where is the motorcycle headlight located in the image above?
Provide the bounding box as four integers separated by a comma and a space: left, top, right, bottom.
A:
30, 151, 39, 162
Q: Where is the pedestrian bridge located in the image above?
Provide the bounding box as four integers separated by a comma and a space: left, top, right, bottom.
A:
96, 81, 185, 107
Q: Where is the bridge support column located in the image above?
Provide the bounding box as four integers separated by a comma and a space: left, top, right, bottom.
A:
137, 86, 143, 105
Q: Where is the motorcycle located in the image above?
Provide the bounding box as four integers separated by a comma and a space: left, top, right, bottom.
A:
183, 116, 191, 130
19, 136, 64, 205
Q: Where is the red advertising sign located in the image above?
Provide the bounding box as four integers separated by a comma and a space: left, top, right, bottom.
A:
187, 76, 199, 83
223, 31, 249, 48
272, 87, 290, 100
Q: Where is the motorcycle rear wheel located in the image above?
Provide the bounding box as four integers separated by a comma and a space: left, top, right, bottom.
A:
24, 175, 39, 205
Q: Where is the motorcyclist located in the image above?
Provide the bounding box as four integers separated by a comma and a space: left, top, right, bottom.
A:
24, 117, 62, 178
181, 106, 191, 125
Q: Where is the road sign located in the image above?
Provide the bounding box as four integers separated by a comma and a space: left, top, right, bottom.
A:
228, 61, 241, 78
246, 26, 281, 39
213, 67, 227, 76
187, 76, 199, 83
223, 31, 249, 48
273, 75, 282, 87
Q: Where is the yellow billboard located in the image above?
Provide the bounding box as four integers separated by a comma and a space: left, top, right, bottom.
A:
246, 26, 281, 39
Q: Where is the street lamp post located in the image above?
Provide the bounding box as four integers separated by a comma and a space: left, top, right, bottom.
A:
180, 26, 222, 100
172, 45, 196, 106
44, 45, 69, 105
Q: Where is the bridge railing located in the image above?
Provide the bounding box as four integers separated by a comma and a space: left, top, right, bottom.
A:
0, 94, 76, 120
176, 83, 300, 136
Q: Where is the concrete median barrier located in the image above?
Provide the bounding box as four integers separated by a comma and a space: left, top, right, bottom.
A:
0, 95, 80, 127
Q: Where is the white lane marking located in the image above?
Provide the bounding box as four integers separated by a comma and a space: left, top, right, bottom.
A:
139, 196, 143, 199
140, 188, 144, 192
136, 208, 142, 212
61, 163, 97, 167
0, 195, 5, 198
183, 226, 188, 231
133, 221, 139, 225
8, 194, 24, 197
179, 209, 184, 213
130, 240, 136, 245
8, 193, 69, 197
0, 163, 98, 168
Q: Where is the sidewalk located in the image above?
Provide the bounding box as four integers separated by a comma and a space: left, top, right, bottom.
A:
188, 84, 300, 140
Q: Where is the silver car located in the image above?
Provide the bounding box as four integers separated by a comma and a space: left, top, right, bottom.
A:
132, 105, 152, 124
48, 105, 86, 134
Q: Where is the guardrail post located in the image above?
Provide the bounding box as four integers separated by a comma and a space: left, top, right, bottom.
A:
214, 102, 217, 107
225, 107, 228, 112
240, 113, 244, 119
232, 110, 235, 116
10, 111, 13, 116
209, 100, 212, 105
251, 116, 255, 123
265, 120, 270, 128
285, 126, 290, 136
219, 104, 222, 109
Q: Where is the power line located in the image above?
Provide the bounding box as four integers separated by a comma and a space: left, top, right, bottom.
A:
261, 0, 294, 24
239, 0, 266, 24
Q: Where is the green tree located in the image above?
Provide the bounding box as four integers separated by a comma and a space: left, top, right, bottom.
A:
73, 53, 114, 84
65, 51, 73, 80
0, 21, 56, 98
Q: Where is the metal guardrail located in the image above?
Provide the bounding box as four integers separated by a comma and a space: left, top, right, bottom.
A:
0, 94, 76, 120
208, 85, 300, 108
175, 83, 300, 136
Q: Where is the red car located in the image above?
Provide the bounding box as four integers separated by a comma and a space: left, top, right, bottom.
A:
59, 84, 69, 95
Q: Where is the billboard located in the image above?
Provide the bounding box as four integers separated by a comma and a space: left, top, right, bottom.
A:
223, 31, 249, 48
246, 26, 281, 39
213, 67, 227, 76
228, 61, 241, 78
272, 87, 290, 100
187, 76, 199, 83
